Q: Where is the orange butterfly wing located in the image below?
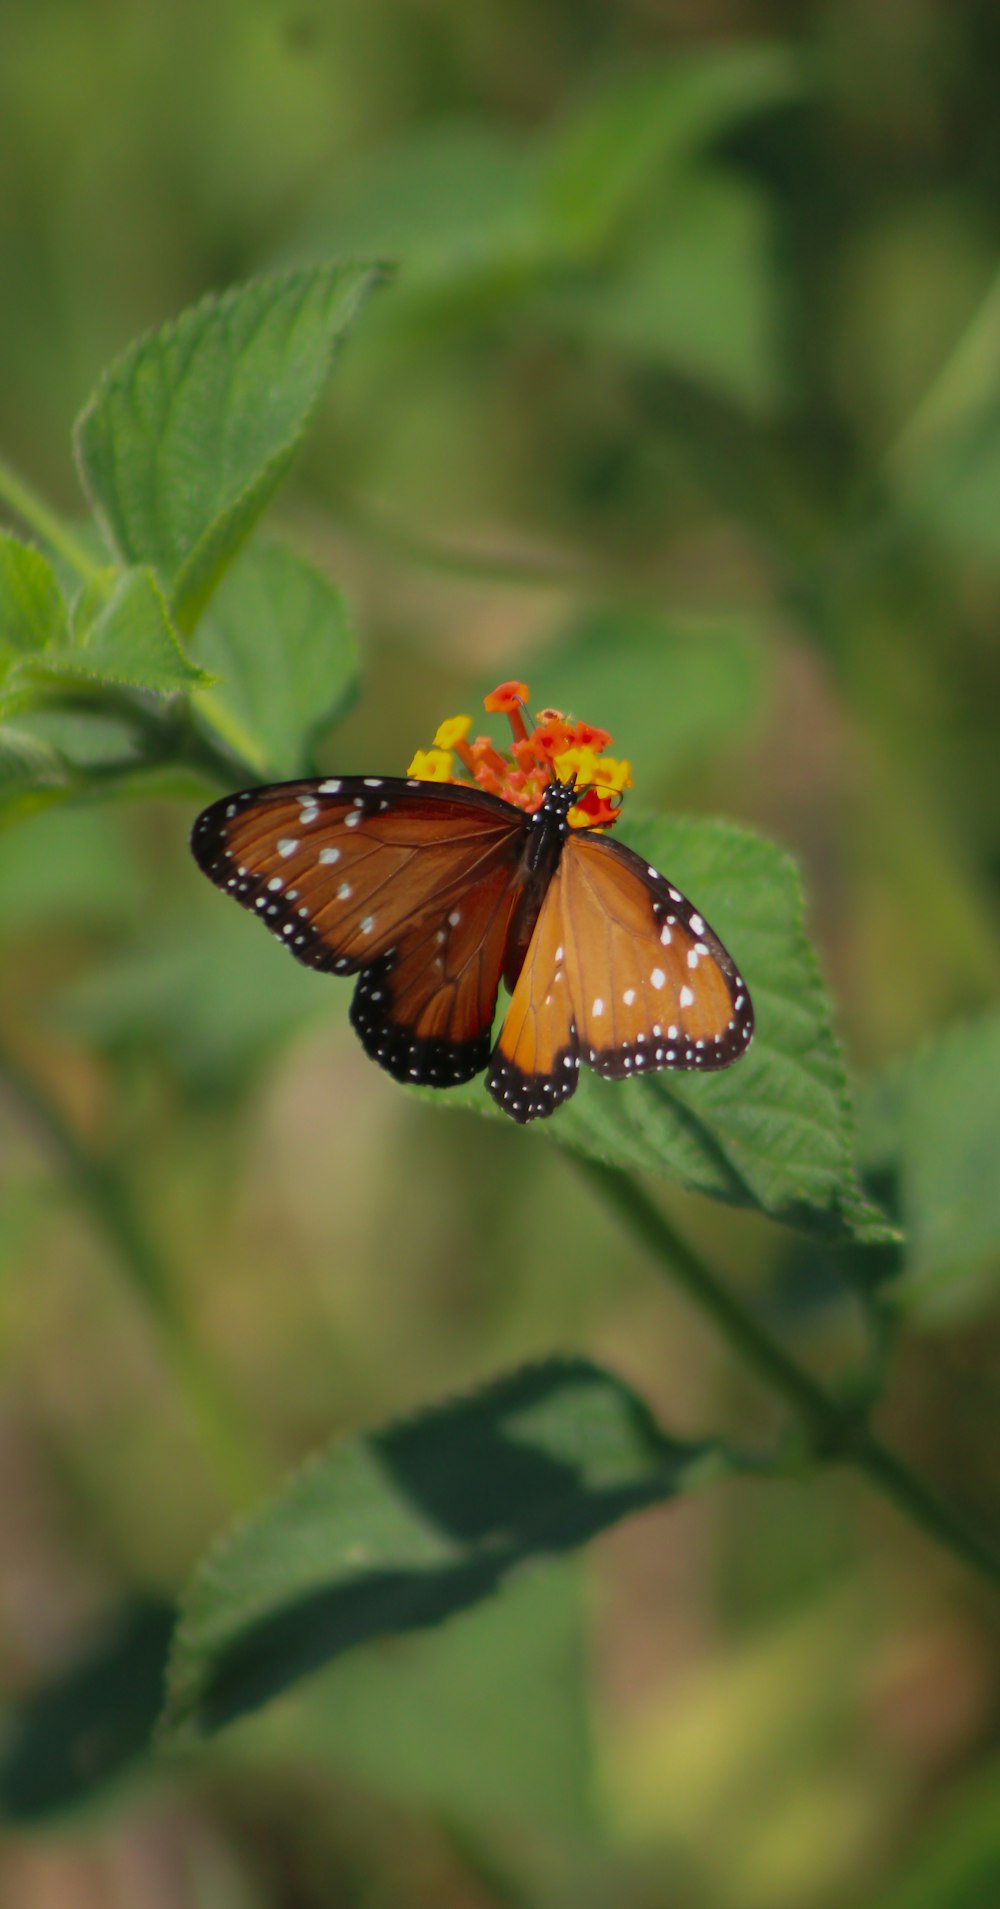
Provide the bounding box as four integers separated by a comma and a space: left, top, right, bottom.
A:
192, 777, 528, 1086
488, 830, 753, 1121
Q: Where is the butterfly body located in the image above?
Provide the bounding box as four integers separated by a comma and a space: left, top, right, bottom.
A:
500, 775, 577, 989
191, 769, 753, 1123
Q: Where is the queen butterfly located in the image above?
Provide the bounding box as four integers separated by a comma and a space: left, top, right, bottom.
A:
190, 682, 754, 1122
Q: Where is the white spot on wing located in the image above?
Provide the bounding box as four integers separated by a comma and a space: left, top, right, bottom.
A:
277, 838, 298, 858
650, 967, 665, 990
319, 846, 340, 864
680, 984, 695, 1008
318, 779, 341, 793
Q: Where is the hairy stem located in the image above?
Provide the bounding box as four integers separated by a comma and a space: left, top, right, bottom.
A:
580, 1158, 1000, 1590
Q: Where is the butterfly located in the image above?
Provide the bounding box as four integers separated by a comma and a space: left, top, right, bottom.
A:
190, 737, 754, 1123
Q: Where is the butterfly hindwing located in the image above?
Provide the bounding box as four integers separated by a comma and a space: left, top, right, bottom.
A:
192, 776, 529, 1085
350, 853, 525, 1086
487, 830, 753, 1122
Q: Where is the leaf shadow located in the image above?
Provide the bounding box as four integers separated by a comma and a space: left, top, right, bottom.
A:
173, 1360, 709, 1736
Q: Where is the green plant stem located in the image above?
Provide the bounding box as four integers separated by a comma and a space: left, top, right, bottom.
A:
580, 1158, 1000, 1590
0, 454, 103, 583
0, 1039, 272, 1511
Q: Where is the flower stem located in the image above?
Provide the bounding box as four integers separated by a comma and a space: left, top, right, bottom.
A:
0, 454, 103, 582
579, 1158, 1000, 1590
0, 1040, 271, 1512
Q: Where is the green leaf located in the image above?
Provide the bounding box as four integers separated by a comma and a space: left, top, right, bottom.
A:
0, 1601, 174, 1824
297, 126, 543, 283
163, 1358, 737, 1740
541, 43, 798, 255
0, 723, 68, 801
12, 566, 209, 696
442, 820, 887, 1245
524, 606, 768, 789
295, 1565, 596, 1838
857, 1013, 1000, 1317
8, 707, 145, 778
0, 533, 68, 659
56, 887, 328, 1092
74, 262, 385, 630
292, 50, 795, 304
191, 542, 359, 779
548, 169, 784, 411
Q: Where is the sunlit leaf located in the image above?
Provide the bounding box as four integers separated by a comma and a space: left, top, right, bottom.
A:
75, 263, 385, 629
13, 566, 208, 696
0, 534, 67, 658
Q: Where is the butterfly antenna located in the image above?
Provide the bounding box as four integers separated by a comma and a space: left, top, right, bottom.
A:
580, 777, 624, 805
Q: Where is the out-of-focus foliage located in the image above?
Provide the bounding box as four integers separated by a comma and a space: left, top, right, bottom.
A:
1, 4, 1000, 1908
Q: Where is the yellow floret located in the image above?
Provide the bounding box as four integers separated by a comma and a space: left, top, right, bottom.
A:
598, 754, 633, 792
433, 714, 472, 751
554, 744, 600, 788
407, 747, 454, 781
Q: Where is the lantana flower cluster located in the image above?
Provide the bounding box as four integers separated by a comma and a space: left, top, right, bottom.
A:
408, 680, 632, 828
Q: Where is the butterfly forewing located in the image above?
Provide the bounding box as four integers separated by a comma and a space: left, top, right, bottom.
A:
192, 776, 530, 1085
487, 829, 753, 1121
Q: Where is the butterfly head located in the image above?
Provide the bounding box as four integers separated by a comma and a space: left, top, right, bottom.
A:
530, 774, 581, 837
407, 680, 631, 830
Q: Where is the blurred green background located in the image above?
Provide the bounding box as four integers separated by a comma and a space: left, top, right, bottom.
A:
2, 2, 1000, 1905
